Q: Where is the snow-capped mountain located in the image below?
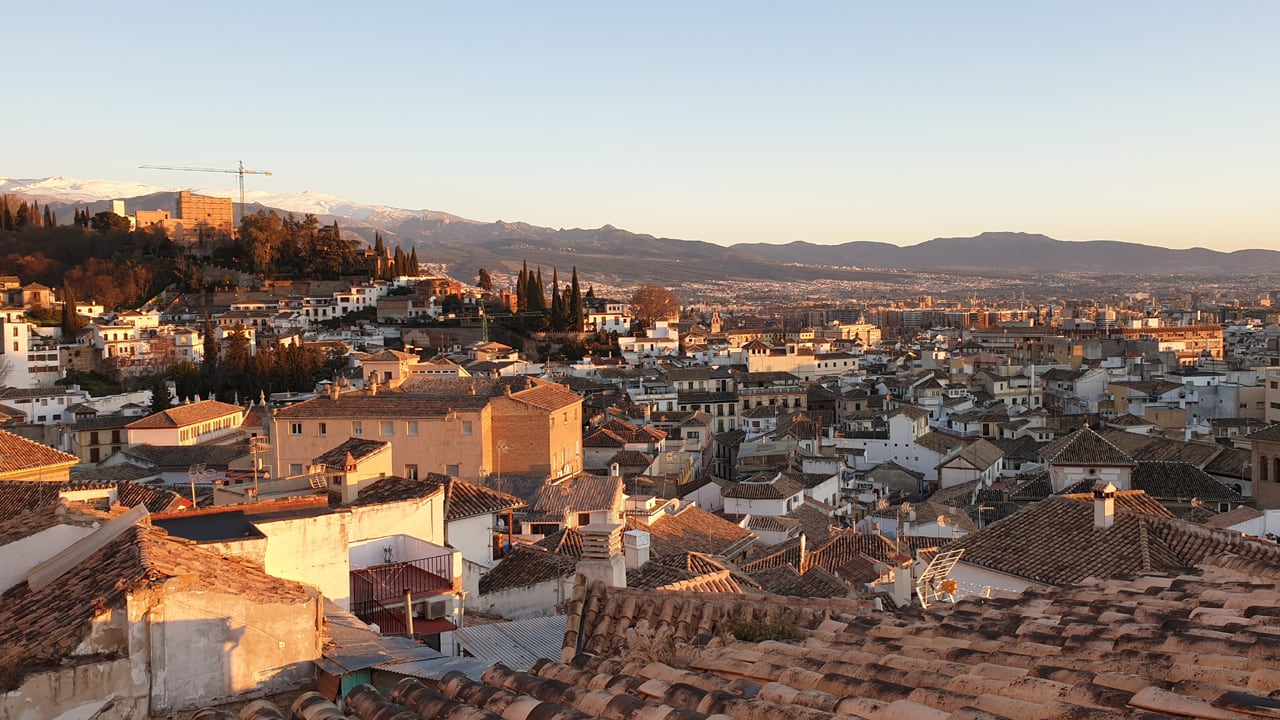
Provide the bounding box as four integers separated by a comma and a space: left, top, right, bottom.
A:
0, 175, 450, 226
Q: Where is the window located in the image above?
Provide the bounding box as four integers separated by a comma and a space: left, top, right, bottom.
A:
407, 421, 418, 436
461, 420, 473, 436
290, 463, 303, 476
352, 421, 363, 436
290, 422, 303, 436
319, 422, 327, 436
380, 421, 394, 437
446, 464, 460, 476
405, 464, 418, 480
577, 512, 591, 526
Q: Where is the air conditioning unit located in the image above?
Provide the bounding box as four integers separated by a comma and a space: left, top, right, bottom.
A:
427, 599, 449, 620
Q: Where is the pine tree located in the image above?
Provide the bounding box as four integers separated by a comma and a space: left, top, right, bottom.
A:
569, 266, 584, 331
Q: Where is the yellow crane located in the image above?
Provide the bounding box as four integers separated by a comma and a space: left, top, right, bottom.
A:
139, 160, 273, 224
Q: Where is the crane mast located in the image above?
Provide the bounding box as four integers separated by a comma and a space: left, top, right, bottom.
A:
139, 160, 272, 225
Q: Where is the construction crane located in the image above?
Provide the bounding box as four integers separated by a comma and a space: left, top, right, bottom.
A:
139, 160, 272, 224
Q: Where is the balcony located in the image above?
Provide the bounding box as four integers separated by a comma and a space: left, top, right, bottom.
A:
351, 552, 458, 606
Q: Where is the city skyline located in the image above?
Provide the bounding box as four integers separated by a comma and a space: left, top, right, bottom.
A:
6, 1, 1277, 251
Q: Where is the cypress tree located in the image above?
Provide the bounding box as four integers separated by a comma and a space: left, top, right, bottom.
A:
29, 200, 41, 228
15, 201, 29, 228
569, 266, 584, 331
43, 205, 54, 227
408, 248, 418, 275
531, 267, 546, 312
517, 261, 529, 312
549, 268, 564, 330
2, 203, 12, 231
374, 232, 384, 254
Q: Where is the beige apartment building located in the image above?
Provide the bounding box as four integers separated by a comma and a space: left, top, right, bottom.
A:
267, 378, 583, 483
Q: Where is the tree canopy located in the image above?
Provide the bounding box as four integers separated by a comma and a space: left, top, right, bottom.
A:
629, 284, 681, 327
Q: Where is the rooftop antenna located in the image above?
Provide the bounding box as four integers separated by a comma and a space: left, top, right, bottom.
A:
916, 548, 965, 608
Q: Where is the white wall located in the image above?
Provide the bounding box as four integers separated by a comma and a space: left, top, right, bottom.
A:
348, 495, 445, 546
450, 513, 497, 569
0, 658, 145, 720
0, 524, 95, 593
471, 575, 573, 620
949, 561, 1038, 600
254, 512, 352, 609
349, 534, 448, 568
723, 494, 797, 517
145, 587, 320, 714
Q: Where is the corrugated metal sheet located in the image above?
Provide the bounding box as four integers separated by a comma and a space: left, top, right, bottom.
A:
373, 655, 490, 681
453, 615, 568, 670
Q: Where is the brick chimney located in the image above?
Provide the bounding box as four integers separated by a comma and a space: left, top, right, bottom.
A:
1093, 481, 1117, 530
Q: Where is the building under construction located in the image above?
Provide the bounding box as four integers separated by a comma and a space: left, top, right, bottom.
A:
133, 190, 236, 251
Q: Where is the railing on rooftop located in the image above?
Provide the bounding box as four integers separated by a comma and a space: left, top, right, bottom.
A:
351, 553, 455, 605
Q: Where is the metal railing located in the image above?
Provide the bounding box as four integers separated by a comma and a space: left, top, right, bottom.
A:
351, 553, 454, 604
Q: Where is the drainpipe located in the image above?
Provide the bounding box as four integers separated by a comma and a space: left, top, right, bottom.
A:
403, 587, 414, 637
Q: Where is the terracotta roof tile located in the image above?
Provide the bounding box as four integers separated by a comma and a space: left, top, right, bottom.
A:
125, 399, 245, 429
0, 429, 79, 475
313, 437, 391, 467
1040, 426, 1133, 466
478, 546, 576, 594
626, 505, 755, 559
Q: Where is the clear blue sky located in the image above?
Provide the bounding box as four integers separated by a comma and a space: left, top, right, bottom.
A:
7, 2, 1278, 250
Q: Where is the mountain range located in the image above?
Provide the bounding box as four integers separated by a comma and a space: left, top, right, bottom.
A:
3, 176, 1276, 283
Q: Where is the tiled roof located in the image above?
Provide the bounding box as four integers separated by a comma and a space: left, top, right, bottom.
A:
914, 431, 964, 454
991, 434, 1045, 462
565, 577, 876, 658
533, 527, 583, 558
272, 391, 490, 419
1244, 423, 1280, 443
1202, 505, 1264, 529
121, 442, 249, 469
750, 564, 855, 598
530, 474, 623, 515
1107, 412, 1156, 427
948, 491, 1280, 586
606, 450, 654, 469
1, 519, 313, 670
313, 437, 391, 468
477, 546, 576, 594
1131, 461, 1243, 502
350, 474, 446, 508
785, 502, 838, 545
1100, 429, 1224, 466
1040, 425, 1133, 465
0, 429, 79, 475
1202, 446, 1252, 480
125, 399, 245, 429
627, 505, 755, 559
890, 404, 930, 421
441, 476, 526, 520
942, 438, 1004, 470
722, 473, 805, 500
746, 514, 801, 534
508, 382, 582, 411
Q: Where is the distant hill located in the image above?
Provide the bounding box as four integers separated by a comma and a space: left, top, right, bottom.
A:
4, 177, 1277, 282
731, 232, 1280, 274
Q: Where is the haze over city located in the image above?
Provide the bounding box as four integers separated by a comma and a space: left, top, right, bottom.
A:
6, 1, 1278, 251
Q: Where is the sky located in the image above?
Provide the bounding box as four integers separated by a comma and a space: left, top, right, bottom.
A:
6, 2, 1278, 251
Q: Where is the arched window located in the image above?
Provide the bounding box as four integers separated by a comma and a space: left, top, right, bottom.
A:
1261, 455, 1270, 484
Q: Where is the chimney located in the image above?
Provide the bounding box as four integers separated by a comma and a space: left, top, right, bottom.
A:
892, 557, 915, 607
798, 532, 808, 574
1093, 481, 1117, 530
623, 530, 650, 570
577, 521, 626, 588
369, 375, 378, 396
